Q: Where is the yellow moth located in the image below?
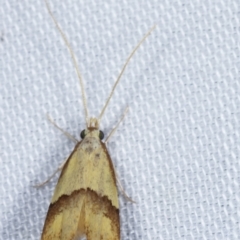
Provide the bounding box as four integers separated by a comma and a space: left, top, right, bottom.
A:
40, 1, 155, 239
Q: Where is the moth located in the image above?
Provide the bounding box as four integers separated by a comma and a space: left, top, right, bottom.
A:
40, 1, 155, 239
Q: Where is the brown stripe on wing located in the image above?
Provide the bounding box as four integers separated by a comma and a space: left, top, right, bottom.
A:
42, 189, 120, 240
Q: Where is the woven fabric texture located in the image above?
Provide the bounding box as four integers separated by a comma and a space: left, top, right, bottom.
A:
0, 0, 239, 239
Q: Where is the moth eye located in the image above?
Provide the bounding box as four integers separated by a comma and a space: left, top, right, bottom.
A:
99, 130, 104, 140
80, 130, 86, 139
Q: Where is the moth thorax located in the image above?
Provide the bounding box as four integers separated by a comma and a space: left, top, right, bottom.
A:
87, 117, 99, 129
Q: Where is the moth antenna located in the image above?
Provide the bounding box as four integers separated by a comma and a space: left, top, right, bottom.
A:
44, 0, 89, 126
105, 107, 129, 144
98, 25, 156, 122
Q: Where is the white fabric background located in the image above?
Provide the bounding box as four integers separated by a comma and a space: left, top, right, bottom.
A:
0, 0, 239, 239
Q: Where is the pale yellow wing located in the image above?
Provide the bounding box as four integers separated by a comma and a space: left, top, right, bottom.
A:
41, 133, 120, 240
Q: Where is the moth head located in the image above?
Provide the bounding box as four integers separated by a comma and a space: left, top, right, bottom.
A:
80, 117, 104, 140
80, 129, 104, 140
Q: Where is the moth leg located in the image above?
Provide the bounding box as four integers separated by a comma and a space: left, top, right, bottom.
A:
105, 107, 129, 144
104, 107, 135, 202
34, 157, 68, 188
110, 156, 136, 203
115, 170, 136, 203
47, 114, 79, 143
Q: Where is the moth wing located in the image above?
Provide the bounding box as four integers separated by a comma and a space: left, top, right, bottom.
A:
41, 139, 120, 240
41, 190, 85, 239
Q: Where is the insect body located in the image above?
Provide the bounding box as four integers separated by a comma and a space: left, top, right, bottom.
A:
42, 120, 120, 239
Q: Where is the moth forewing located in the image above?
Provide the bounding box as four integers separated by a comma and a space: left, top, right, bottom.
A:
42, 0, 155, 239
